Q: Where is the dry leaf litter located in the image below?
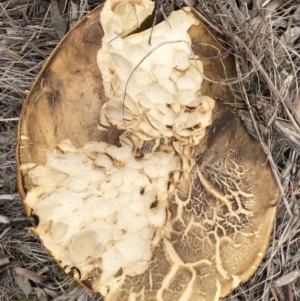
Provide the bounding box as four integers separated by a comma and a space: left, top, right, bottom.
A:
0, 0, 299, 300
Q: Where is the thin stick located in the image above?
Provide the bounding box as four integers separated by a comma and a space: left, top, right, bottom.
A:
270, 286, 280, 301
0, 117, 19, 122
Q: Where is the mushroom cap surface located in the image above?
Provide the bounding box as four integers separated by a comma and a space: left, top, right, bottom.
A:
16, 3, 278, 301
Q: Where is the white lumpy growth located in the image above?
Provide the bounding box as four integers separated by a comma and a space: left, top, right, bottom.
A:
26, 139, 180, 287
97, 6, 215, 149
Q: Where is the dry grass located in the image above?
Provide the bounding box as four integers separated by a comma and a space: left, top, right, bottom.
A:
0, 0, 299, 300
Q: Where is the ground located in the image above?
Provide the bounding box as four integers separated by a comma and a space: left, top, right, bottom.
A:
0, 1, 299, 301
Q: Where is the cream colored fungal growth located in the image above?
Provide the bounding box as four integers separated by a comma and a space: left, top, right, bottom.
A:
26, 139, 179, 295
97, 4, 215, 151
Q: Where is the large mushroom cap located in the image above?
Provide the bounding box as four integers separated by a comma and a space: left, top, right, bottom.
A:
16, 2, 278, 301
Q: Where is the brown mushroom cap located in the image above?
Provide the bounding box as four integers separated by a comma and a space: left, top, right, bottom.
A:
16, 3, 278, 301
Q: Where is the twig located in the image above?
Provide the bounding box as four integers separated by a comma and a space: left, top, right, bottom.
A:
270, 286, 280, 301
0, 117, 20, 121
287, 283, 293, 301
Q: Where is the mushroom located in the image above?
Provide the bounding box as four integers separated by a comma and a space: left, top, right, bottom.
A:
16, 1, 278, 300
